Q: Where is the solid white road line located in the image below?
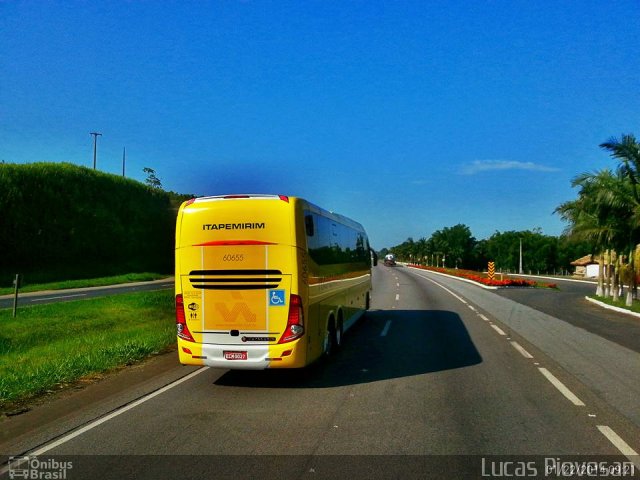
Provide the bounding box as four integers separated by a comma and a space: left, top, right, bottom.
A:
510, 341, 534, 359
30, 294, 88, 302
490, 324, 506, 336
413, 273, 467, 304
596, 425, 640, 467
538, 367, 585, 406
10, 367, 210, 458
381, 320, 392, 337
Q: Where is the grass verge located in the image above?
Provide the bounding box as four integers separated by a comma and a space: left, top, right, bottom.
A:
0, 272, 169, 296
0, 290, 176, 414
590, 295, 640, 314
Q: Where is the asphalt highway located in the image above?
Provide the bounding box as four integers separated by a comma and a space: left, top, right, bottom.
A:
496, 275, 640, 354
0, 278, 174, 310
1, 266, 638, 479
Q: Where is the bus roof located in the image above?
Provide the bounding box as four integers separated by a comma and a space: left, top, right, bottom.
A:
187, 194, 367, 233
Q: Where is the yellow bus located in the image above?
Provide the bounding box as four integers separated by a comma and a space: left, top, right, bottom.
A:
174, 194, 376, 369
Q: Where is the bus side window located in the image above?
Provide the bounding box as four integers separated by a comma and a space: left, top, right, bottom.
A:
305, 214, 315, 236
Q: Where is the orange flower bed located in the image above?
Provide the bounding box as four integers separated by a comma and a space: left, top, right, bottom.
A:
409, 265, 557, 289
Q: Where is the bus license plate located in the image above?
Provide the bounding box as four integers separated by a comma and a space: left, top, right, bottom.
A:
223, 351, 248, 360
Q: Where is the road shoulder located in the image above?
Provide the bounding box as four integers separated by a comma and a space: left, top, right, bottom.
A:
0, 346, 198, 458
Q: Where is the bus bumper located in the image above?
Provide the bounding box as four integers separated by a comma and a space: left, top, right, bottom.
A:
177, 338, 307, 369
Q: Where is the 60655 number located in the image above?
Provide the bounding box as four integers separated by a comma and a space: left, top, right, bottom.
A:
223, 254, 244, 262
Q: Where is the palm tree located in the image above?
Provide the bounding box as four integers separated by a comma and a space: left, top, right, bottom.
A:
555, 169, 631, 299
556, 184, 605, 295
600, 134, 640, 306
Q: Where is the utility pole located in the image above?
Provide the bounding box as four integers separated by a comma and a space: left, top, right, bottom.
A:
90, 132, 102, 170
122, 147, 126, 177
519, 238, 523, 274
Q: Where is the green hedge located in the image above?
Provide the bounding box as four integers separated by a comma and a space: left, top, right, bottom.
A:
0, 162, 188, 286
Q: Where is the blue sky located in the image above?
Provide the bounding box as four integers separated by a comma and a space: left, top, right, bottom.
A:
1, 1, 638, 249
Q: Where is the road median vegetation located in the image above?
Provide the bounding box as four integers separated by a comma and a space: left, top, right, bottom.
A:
0, 290, 175, 415
409, 265, 558, 289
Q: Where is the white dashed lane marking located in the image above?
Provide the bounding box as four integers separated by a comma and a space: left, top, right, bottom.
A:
407, 267, 640, 464
596, 426, 640, 467
490, 324, 506, 336
510, 341, 534, 359
538, 367, 585, 407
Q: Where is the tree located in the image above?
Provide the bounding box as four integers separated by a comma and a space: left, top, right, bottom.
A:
143, 167, 163, 189
557, 235, 595, 273
599, 134, 640, 305
556, 168, 633, 300
430, 224, 476, 268
388, 225, 478, 268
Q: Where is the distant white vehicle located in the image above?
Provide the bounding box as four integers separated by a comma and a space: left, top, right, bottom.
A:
384, 254, 396, 266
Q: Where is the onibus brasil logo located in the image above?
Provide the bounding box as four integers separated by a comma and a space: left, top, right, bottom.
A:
8, 456, 72, 479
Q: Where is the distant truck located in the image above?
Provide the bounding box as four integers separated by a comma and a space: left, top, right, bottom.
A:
384, 254, 396, 266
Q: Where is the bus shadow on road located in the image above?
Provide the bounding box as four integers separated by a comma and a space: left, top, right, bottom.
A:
214, 309, 482, 388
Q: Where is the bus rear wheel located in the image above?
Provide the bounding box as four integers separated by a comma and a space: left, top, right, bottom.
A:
335, 316, 343, 349
323, 318, 339, 357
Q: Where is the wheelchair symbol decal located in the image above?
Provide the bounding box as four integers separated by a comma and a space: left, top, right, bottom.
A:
269, 289, 286, 306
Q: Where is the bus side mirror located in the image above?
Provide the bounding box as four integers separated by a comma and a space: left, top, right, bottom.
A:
370, 249, 378, 267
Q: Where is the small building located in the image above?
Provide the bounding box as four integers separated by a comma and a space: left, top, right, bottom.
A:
571, 254, 600, 278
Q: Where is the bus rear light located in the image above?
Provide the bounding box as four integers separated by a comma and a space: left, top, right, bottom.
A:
278, 294, 304, 344
176, 294, 195, 342
278, 195, 289, 202
182, 347, 193, 355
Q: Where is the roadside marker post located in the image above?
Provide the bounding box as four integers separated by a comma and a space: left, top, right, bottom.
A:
488, 262, 495, 280
12, 274, 20, 318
